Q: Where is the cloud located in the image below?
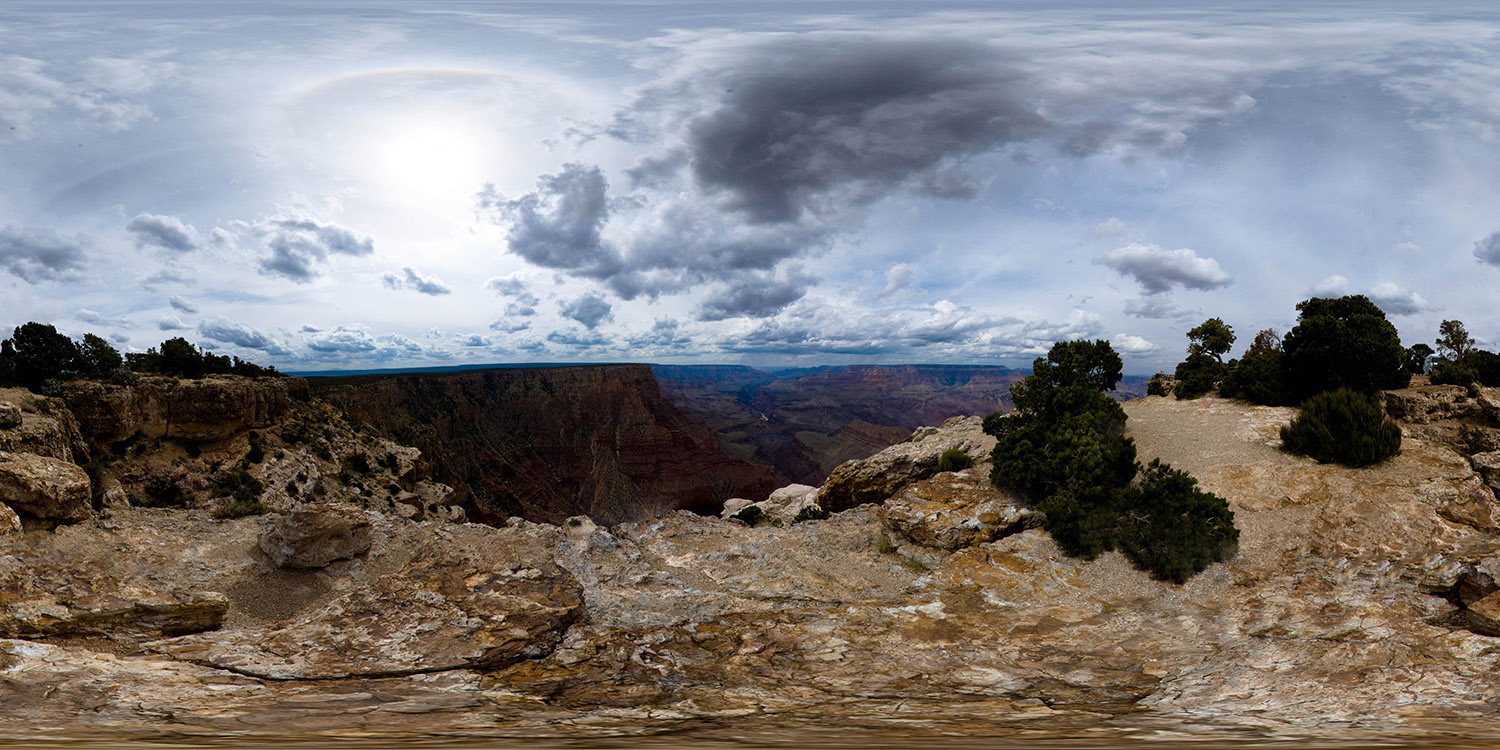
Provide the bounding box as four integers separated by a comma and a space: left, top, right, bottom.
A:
0, 54, 169, 140
1311, 274, 1351, 297
558, 293, 614, 329
484, 275, 540, 306
156, 315, 191, 331
1094, 242, 1232, 294
306, 325, 378, 353
477, 164, 623, 279
77, 308, 127, 328
1475, 231, 1500, 267
634, 36, 1047, 223
1112, 333, 1159, 355
489, 318, 531, 334
168, 296, 197, 314
230, 217, 373, 282
628, 318, 691, 349
1367, 281, 1433, 316
696, 269, 817, 321
381, 266, 452, 295
1123, 296, 1195, 319
197, 318, 289, 355
458, 334, 491, 347
0, 225, 88, 283
878, 262, 925, 302
547, 328, 610, 348
126, 213, 200, 253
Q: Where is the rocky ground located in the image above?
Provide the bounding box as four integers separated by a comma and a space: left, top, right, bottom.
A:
2, 377, 1500, 743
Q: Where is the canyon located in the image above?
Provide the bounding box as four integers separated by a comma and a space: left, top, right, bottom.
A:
1, 368, 1499, 744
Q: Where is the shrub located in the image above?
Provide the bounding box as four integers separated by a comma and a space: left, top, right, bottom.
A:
76, 333, 123, 378
1146, 374, 1170, 397
1280, 388, 1402, 467
1467, 350, 1500, 387
1218, 352, 1289, 406
142, 475, 185, 507
792, 505, 830, 523
1117, 460, 1238, 584
1282, 295, 1410, 401
936, 448, 973, 473
246, 431, 265, 464
109, 366, 138, 386
1431, 360, 1478, 387
731, 504, 772, 527
1037, 484, 1118, 560
1172, 353, 1221, 400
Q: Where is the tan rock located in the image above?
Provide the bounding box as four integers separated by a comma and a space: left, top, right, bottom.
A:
1466, 591, 1500, 637
0, 503, 20, 535
258, 502, 372, 568
0, 389, 87, 462
1459, 555, 1500, 606
880, 473, 1040, 551
0, 450, 90, 522
61, 375, 308, 450
1383, 384, 1481, 423
819, 416, 995, 512
0, 402, 19, 429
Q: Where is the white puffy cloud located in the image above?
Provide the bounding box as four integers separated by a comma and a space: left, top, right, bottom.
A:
1094, 242, 1232, 294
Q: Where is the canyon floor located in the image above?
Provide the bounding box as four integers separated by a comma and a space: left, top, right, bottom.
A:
3, 379, 1500, 745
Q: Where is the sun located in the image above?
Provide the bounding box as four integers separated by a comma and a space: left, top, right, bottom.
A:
359, 112, 497, 211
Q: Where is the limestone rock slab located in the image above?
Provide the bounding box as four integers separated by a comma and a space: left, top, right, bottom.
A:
258, 503, 372, 569
880, 473, 1040, 551
0, 450, 90, 522
819, 416, 995, 512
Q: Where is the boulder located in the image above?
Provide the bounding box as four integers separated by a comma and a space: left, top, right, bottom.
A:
1467, 590, 1500, 637
719, 497, 753, 518
1460, 555, 1500, 606
0, 503, 20, 535
818, 416, 995, 512
879, 473, 1041, 551
258, 503, 372, 568
0, 451, 91, 523
1472, 451, 1500, 493
1382, 385, 1481, 424
0, 390, 87, 462
0, 402, 19, 429
723, 484, 821, 525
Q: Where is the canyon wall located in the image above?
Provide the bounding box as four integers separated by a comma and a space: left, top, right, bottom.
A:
313, 365, 777, 525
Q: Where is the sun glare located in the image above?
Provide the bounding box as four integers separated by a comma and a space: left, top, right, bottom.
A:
361, 114, 496, 211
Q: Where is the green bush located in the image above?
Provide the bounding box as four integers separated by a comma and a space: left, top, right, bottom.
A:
1117, 460, 1238, 584
731, 504, 772, 527
1430, 360, 1478, 387
792, 504, 830, 523
1282, 295, 1410, 401
1172, 353, 1221, 400
142, 475, 185, 507
1146, 374, 1170, 397
246, 431, 266, 464
936, 448, 973, 473
1280, 388, 1402, 467
1218, 352, 1289, 406
988, 339, 1237, 583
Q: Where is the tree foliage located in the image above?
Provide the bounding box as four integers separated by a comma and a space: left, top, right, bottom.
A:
986, 339, 1237, 582
1405, 343, 1435, 375
1218, 352, 1289, 406
1187, 317, 1236, 363
76, 333, 123, 378
1280, 388, 1402, 467
1117, 460, 1240, 584
2, 323, 81, 391
1281, 295, 1410, 402
1436, 319, 1475, 363
1244, 328, 1282, 359
1172, 353, 1221, 400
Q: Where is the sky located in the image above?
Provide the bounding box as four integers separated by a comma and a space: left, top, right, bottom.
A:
3, 1, 1500, 373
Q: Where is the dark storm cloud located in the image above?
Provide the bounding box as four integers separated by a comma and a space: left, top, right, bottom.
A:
1475, 231, 1500, 267
1094, 243, 1231, 294
627, 318, 691, 349
559, 293, 614, 330
198, 318, 288, 354
673, 37, 1046, 224
126, 213, 199, 253
0, 225, 88, 283
695, 271, 815, 322
381, 267, 452, 296
477, 164, 623, 279
252, 217, 374, 282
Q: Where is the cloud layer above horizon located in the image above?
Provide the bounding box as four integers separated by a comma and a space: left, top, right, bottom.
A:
3, 1, 1500, 372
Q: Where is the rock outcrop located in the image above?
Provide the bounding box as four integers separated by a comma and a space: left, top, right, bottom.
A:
0, 388, 89, 462
61, 375, 307, 450
257, 503, 373, 568
879, 471, 1041, 551
818, 416, 994, 512
313, 366, 777, 525
0, 450, 90, 523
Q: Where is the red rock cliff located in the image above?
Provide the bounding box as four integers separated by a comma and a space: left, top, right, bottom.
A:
312, 365, 777, 526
